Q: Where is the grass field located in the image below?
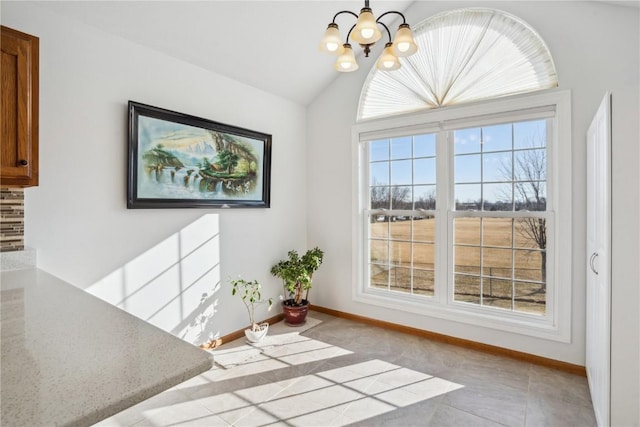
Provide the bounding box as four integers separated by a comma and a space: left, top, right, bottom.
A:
370, 217, 546, 315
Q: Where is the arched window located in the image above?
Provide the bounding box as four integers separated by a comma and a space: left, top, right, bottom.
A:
357, 8, 558, 121
353, 8, 571, 341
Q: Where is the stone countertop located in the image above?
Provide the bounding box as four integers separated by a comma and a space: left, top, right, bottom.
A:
0, 268, 214, 427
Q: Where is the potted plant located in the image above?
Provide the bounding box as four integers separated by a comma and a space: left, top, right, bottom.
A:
230, 277, 273, 343
270, 247, 324, 326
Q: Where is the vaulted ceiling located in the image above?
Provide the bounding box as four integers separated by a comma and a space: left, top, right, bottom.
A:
31, 1, 414, 106
28, 1, 639, 105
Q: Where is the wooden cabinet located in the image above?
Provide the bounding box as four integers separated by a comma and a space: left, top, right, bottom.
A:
1, 26, 39, 187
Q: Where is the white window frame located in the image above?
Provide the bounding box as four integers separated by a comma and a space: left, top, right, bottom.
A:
352, 89, 572, 342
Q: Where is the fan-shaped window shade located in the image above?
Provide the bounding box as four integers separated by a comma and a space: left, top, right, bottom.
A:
357, 8, 558, 121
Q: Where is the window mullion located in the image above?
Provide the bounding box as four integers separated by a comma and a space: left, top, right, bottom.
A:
546, 118, 554, 211
511, 218, 516, 311
386, 140, 391, 291
435, 131, 450, 304
511, 124, 516, 311
410, 136, 415, 295
479, 129, 484, 308
479, 217, 484, 307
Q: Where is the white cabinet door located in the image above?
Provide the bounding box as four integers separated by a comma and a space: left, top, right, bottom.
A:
586, 92, 611, 427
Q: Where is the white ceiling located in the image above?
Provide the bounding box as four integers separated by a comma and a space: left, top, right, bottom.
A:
27, 0, 640, 105
31, 1, 415, 106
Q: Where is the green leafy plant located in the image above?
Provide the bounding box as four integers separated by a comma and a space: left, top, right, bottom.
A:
229, 277, 273, 331
270, 247, 324, 306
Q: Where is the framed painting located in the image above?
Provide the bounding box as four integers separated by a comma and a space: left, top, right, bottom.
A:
127, 101, 271, 208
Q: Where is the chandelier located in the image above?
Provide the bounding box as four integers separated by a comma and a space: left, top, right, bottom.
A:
319, 0, 418, 72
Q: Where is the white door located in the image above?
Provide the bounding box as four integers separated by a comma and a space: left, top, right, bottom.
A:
586, 92, 611, 427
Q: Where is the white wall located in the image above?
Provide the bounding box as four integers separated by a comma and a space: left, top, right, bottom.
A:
307, 0, 639, 368
2, 2, 307, 344
610, 87, 640, 426
4, 0, 638, 397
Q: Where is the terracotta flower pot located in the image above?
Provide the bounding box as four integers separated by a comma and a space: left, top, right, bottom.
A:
282, 301, 309, 326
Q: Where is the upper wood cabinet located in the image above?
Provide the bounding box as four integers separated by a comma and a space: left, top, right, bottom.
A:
1, 26, 39, 187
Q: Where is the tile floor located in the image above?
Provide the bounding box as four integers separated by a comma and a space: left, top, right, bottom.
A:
97, 312, 596, 426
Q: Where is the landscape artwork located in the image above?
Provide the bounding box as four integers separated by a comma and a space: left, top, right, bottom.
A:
127, 102, 271, 208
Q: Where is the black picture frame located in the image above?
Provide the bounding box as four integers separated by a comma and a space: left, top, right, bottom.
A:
127, 101, 271, 209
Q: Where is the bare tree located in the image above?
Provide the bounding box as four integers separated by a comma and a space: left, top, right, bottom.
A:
415, 188, 436, 210
499, 136, 547, 288
370, 181, 411, 222
514, 148, 547, 286
370, 182, 411, 209
370, 185, 390, 209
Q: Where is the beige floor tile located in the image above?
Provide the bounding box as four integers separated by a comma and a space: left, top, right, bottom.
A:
428, 404, 505, 427
287, 406, 346, 427
336, 396, 397, 423
128, 398, 215, 426
96, 313, 596, 427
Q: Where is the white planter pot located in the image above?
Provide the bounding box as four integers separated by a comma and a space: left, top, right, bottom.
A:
244, 323, 269, 343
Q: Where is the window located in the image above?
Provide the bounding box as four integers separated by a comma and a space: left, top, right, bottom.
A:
451, 120, 549, 316
357, 8, 558, 120
355, 91, 571, 341
368, 134, 437, 297
354, 8, 568, 341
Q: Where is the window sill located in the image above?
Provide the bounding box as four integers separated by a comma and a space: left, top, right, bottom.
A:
353, 286, 570, 343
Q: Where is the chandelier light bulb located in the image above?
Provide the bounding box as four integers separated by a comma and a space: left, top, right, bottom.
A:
319, 23, 344, 55
335, 44, 359, 72
376, 43, 401, 71
361, 28, 375, 39
397, 42, 410, 53
392, 24, 418, 57
350, 7, 382, 45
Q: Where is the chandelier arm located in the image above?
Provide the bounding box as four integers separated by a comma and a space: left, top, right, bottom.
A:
376, 10, 407, 25
346, 24, 358, 43
377, 21, 393, 44
332, 10, 359, 23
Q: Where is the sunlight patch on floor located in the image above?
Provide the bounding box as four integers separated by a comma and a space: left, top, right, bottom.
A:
165, 358, 464, 426
167, 336, 465, 426
209, 332, 352, 380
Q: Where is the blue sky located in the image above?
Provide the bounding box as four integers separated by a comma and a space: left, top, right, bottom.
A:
369, 120, 547, 209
